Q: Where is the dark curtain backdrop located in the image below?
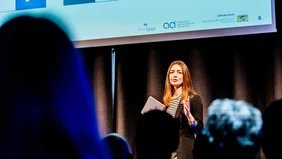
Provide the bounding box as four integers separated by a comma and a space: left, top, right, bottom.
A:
81, 1, 282, 158
83, 47, 113, 137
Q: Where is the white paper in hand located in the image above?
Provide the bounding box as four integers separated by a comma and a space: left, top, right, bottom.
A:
141, 96, 166, 114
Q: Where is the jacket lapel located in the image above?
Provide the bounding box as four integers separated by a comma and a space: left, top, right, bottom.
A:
175, 103, 183, 119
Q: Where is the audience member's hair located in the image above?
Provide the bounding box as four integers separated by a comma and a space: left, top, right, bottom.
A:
193, 99, 262, 159
135, 110, 179, 159
262, 99, 282, 159
101, 133, 132, 159
0, 15, 108, 159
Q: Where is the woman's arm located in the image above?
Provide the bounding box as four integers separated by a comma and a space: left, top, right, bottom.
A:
189, 95, 204, 134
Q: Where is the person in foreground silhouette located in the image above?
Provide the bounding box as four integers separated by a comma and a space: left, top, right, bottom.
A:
101, 133, 132, 159
0, 15, 109, 159
135, 110, 179, 159
261, 99, 282, 159
193, 99, 262, 159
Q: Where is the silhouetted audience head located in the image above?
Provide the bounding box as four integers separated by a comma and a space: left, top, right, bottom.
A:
0, 15, 107, 159
193, 99, 262, 159
262, 99, 282, 159
135, 110, 179, 159
101, 133, 132, 159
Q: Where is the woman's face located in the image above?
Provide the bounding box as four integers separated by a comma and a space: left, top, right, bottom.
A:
169, 64, 183, 88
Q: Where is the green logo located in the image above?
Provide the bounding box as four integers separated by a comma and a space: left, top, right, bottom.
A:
237, 15, 248, 22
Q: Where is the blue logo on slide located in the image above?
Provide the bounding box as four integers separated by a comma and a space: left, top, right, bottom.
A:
163, 21, 176, 29
64, 0, 95, 6
16, 0, 46, 10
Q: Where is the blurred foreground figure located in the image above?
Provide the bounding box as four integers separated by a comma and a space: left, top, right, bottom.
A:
101, 133, 132, 159
0, 15, 109, 159
193, 99, 262, 159
135, 110, 179, 159
262, 99, 282, 159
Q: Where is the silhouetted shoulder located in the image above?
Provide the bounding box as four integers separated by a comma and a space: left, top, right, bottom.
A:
263, 99, 282, 117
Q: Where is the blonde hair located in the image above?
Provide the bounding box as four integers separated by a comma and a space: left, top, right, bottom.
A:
163, 60, 196, 106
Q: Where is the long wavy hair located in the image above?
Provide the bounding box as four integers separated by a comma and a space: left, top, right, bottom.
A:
163, 60, 196, 106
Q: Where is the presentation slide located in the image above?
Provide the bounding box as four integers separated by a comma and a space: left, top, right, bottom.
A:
0, 0, 275, 47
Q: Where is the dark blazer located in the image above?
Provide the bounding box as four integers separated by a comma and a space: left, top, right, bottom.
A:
174, 94, 204, 159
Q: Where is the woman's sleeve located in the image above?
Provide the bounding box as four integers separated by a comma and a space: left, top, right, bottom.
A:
190, 95, 204, 134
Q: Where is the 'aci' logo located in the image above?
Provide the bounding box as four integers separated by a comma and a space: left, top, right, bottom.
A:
163, 21, 176, 29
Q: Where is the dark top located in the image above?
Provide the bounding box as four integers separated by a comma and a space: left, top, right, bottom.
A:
167, 94, 204, 159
